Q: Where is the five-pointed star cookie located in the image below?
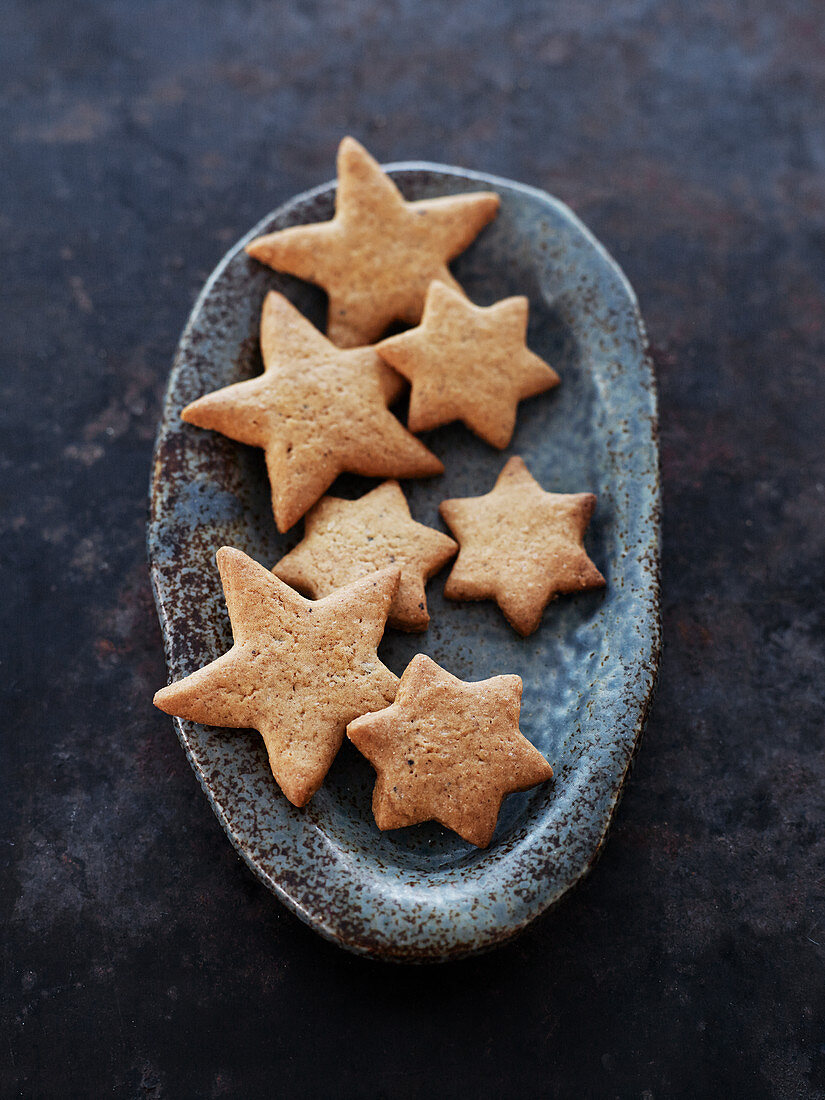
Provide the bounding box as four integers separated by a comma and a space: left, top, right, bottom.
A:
347, 654, 553, 847
180, 291, 443, 532
274, 480, 458, 632
439, 456, 606, 636
245, 136, 501, 347
377, 281, 560, 448
153, 548, 401, 807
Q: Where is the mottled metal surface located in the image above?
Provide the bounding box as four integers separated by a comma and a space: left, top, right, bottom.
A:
148, 167, 660, 959
4, 0, 825, 1093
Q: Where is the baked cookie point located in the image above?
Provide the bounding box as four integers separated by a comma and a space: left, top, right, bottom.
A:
273, 480, 457, 632
152, 548, 400, 806
377, 281, 559, 449
439, 456, 605, 636
347, 654, 553, 848
178, 291, 442, 532
245, 137, 501, 347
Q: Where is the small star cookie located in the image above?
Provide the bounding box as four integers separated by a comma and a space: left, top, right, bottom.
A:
153, 548, 401, 808
377, 281, 560, 448
245, 136, 501, 347
439, 456, 605, 636
181, 291, 443, 532
274, 481, 458, 632
347, 654, 553, 848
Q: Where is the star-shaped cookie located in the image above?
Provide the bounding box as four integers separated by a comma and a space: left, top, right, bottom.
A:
180, 291, 443, 532
245, 136, 501, 347
377, 281, 560, 448
439, 456, 606, 636
153, 548, 401, 807
274, 480, 457, 632
347, 654, 553, 847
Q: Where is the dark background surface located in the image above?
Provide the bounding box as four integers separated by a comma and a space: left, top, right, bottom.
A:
2, 2, 824, 1097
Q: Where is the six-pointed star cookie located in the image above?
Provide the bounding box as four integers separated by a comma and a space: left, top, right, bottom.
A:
245, 136, 500, 347
180, 291, 443, 532
377, 281, 560, 448
153, 548, 401, 808
347, 654, 553, 847
274, 480, 458, 632
439, 456, 606, 636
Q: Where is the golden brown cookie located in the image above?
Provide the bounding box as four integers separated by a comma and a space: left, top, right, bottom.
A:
274, 480, 457, 632
347, 654, 553, 847
377, 281, 560, 448
153, 547, 401, 808
439, 456, 605, 636
245, 136, 500, 347
180, 291, 443, 532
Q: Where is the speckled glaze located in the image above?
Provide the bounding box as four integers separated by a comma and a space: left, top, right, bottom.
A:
148, 163, 660, 961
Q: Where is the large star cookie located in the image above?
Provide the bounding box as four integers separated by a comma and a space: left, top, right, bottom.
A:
274, 480, 457, 632
153, 548, 401, 807
181, 291, 443, 532
347, 654, 553, 847
377, 281, 560, 448
439, 456, 605, 636
245, 136, 500, 347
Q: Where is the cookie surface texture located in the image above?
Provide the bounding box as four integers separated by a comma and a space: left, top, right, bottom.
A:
439, 455, 606, 636
347, 654, 553, 847
377, 281, 560, 448
274, 480, 458, 632
180, 291, 443, 532
153, 548, 401, 808
245, 136, 501, 347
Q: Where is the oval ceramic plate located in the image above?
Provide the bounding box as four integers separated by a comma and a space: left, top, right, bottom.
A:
149, 162, 660, 961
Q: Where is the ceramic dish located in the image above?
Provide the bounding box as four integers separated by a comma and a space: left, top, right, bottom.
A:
148, 162, 660, 961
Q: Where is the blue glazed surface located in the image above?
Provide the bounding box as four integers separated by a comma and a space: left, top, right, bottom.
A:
148, 163, 660, 960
